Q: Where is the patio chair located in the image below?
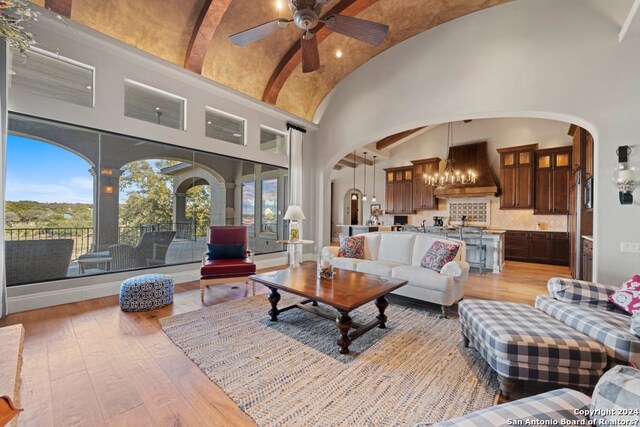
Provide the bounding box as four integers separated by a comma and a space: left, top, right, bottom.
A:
108, 231, 176, 271
5, 239, 74, 286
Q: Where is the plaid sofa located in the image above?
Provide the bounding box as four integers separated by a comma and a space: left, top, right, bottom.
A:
538, 278, 640, 366
459, 299, 607, 398
426, 365, 640, 427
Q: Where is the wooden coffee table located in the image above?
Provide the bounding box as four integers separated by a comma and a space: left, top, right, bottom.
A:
249, 263, 408, 354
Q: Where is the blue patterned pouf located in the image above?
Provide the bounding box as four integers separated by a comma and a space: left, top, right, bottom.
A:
119, 274, 174, 312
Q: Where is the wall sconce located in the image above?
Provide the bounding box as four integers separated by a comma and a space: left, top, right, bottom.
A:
103, 185, 114, 194
101, 168, 113, 176
613, 145, 638, 205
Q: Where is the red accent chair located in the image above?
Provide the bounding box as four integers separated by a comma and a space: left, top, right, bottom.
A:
200, 226, 256, 301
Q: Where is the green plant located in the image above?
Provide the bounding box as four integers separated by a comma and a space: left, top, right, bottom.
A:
0, 0, 38, 54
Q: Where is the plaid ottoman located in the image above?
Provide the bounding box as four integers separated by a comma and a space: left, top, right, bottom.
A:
119, 274, 174, 312
459, 299, 607, 398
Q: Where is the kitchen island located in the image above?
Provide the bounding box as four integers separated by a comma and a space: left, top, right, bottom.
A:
337, 224, 393, 236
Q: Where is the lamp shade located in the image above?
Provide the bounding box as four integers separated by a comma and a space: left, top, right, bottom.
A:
284, 205, 306, 221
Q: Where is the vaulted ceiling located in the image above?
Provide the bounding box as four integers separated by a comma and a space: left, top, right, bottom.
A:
35, 0, 509, 120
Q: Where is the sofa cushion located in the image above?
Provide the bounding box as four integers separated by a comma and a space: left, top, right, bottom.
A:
590, 365, 640, 426
377, 233, 415, 265
332, 257, 367, 271
338, 235, 365, 259
425, 388, 591, 427
536, 295, 639, 365
391, 266, 451, 291
420, 241, 460, 273
547, 277, 624, 313
356, 260, 403, 277
412, 234, 438, 266
609, 275, 640, 315
363, 233, 381, 261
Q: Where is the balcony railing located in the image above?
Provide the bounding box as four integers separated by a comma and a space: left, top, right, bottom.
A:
5, 221, 197, 260
4, 227, 93, 260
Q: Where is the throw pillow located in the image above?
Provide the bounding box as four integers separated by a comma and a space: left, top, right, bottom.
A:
421, 241, 460, 273
338, 235, 365, 259
207, 242, 246, 260
590, 365, 640, 426
608, 275, 640, 315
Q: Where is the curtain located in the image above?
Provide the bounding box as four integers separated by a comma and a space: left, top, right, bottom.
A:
287, 123, 305, 206
0, 41, 8, 317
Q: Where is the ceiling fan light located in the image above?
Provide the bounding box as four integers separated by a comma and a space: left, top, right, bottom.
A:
335, 50, 343, 58
275, 0, 284, 10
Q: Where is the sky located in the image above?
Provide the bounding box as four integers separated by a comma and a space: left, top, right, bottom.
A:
6, 135, 94, 203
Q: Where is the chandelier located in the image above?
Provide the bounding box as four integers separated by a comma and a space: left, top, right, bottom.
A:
425, 122, 477, 187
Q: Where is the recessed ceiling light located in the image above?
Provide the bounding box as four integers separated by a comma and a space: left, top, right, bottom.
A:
155, 107, 161, 111
86, 85, 92, 90
233, 133, 242, 138
275, 0, 284, 10
207, 121, 212, 125
335, 50, 343, 58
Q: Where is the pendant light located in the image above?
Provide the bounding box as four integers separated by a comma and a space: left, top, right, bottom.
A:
351, 150, 358, 200
372, 155, 377, 202
362, 151, 368, 201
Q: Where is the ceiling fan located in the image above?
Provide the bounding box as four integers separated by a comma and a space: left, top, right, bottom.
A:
228, 0, 389, 73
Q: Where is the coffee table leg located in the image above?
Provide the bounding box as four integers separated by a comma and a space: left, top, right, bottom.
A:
375, 296, 388, 329
336, 310, 353, 354
311, 300, 318, 306
268, 287, 280, 322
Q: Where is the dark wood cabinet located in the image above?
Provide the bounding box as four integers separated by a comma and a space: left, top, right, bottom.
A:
534, 147, 572, 215
384, 167, 414, 214
582, 238, 593, 282
505, 230, 569, 265
497, 144, 537, 209
411, 158, 440, 210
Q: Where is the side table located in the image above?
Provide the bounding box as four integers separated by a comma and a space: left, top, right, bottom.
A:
277, 239, 314, 268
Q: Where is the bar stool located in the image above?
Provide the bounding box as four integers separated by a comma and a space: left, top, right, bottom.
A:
460, 226, 487, 274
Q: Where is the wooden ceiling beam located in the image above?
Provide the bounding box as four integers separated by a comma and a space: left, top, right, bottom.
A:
375, 127, 425, 150
338, 159, 356, 168
184, 0, 234, 74
262, 0, 381, 105
333, 164, 343, 170
344, 153, 373, 166
45, 0, 72, 18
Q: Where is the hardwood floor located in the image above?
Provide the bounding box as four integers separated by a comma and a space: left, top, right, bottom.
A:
0, 261, 569, 426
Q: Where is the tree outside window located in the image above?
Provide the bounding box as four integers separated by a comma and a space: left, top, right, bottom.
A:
261, 178, 277, 234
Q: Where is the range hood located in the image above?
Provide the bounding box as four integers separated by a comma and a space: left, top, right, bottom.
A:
434, 141, 499, 199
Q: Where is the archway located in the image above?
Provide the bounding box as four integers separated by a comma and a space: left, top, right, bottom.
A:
342, 188, 363, 227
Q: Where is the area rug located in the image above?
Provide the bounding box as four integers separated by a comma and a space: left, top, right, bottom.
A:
160, 294, 499, 426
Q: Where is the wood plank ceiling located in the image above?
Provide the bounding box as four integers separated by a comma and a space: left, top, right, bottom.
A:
33, 0, 509, 120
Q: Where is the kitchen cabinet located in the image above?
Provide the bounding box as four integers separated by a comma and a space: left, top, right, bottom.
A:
534, 147, 572, 215
384, 167, 414, 214
505, 230, 569, 265
411, 158, 440, 210
497, 144, 537, 209
582, 238, 593, 282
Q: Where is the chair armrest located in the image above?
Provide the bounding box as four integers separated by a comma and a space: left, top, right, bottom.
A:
631, 313, 640, 338
547, 277, 622, 311
322, 246, 339, 257
440, 260, 470, 282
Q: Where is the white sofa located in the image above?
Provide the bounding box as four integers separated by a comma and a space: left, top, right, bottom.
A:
322, 232, 470, 317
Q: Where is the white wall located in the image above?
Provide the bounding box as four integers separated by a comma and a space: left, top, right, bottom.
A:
312, 0, 640, 285
330, 118, 573, 239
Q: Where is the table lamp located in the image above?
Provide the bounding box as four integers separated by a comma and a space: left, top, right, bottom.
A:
284, 205, 306, 241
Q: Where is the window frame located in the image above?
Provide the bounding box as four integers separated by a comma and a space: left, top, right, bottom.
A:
204, 107, 247, 146
123, 79, 188, 131
259, 125, 289, 156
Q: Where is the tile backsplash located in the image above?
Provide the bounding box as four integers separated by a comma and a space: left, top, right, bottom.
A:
407, 197, 567, 231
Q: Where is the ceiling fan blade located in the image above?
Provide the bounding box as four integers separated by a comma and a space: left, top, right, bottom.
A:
229, 19, 291, 46
325, 14, 389, 46
301, 32, 320, 73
